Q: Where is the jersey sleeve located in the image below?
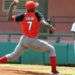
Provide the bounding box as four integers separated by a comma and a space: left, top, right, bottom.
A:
35, 11, 45, 21
15, 14, 24, 22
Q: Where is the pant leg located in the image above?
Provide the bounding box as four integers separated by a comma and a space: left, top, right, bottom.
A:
5, 35, 29, 61
30, 39, 56, 57
30, 39, 58, 73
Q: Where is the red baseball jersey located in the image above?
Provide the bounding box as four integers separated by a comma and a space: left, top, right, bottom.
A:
20, 12, 41, 38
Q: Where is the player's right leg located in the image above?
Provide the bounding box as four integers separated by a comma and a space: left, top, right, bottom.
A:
0, 35, 29, 63
30, 39, 59, 74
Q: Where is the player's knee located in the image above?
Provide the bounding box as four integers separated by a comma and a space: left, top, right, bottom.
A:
48, 45, 56, 56
48, 45, 55, 51
22, 45, 29, 49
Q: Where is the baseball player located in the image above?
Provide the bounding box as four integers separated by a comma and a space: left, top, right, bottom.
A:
0, 0, 59, 74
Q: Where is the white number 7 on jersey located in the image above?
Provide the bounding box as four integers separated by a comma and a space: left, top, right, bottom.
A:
27, 21, 32, 30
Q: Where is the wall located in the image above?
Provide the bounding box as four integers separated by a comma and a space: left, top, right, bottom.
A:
0, 0, 3, 16
0, 0, 20, 32
48, 0, 75, 32
48, 0, 75, 16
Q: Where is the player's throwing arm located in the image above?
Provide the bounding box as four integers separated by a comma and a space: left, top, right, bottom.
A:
8, 0, 19, 21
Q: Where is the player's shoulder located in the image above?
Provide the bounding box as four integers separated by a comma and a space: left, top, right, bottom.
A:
35, 11, 42, 16
15, 13, 25, 22
35, 11, 44, 20
16, 13, 25, 18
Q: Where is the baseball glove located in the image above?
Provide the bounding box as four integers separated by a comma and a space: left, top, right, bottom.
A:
48, 26, 55, 34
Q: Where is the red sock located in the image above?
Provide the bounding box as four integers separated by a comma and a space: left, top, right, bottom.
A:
0, 56, 7, 63
50, 56, 57, 71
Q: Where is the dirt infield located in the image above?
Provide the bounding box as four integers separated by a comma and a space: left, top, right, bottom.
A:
0, 64, 75, 75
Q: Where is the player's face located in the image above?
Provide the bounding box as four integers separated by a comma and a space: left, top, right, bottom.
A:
27, 8, 35, 12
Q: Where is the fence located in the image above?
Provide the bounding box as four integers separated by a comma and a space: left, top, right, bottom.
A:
0, 32, 74, 65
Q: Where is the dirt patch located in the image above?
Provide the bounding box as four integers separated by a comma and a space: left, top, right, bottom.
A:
0, 64, 75, 75
0, 64, 50, 75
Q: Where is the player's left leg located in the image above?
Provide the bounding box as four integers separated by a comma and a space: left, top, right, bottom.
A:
30, 39, 59, 74
0, 35, 29, 63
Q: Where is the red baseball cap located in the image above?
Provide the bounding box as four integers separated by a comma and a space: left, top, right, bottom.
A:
25, 1, 39, 10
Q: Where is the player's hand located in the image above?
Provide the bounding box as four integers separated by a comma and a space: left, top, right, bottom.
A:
12, 15, 16, 21
48, 26, 55, 34
13, 0, 19, 4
